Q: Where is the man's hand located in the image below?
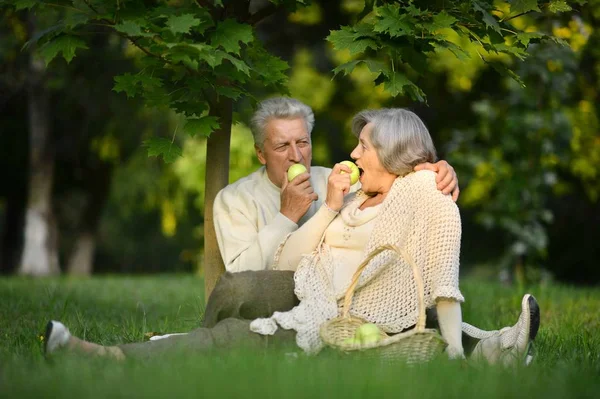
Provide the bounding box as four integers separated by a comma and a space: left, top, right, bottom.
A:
414, 160, 460, 202
280, 170, 318, 223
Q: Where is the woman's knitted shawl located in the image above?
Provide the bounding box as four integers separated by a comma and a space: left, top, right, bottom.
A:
250, 170, 463, 354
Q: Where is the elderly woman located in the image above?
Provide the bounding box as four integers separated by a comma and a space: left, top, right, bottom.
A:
45, 109, 539, 365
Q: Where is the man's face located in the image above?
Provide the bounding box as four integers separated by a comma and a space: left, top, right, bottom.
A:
256, 117, 312, 188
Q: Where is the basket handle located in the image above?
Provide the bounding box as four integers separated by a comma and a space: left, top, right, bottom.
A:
341, 244, 427, 332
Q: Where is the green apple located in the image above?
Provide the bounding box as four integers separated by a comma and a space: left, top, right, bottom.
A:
355, 323, 381, 345
287, 163, 308, 182
340, 160, 360, 185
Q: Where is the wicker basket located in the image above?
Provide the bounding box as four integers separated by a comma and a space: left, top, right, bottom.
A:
319, 244, 447, 364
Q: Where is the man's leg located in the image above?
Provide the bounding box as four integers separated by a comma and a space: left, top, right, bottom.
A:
201, 270, 298, 328
45, 318, 297, 361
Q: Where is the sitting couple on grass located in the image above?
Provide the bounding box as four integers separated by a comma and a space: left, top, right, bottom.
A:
44, 99, 540, 366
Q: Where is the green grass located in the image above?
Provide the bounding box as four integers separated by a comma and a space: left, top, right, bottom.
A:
1, 275, 599, 398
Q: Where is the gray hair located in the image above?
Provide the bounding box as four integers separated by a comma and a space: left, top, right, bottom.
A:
250, 97, 315, 149
351, 108, 437, 176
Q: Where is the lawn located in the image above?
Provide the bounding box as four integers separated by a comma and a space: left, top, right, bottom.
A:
1, 275, 599, 398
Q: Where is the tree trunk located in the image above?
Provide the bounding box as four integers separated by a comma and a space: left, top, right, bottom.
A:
18, 14, 60, 276
67, 231, 96, 275
203, 97, 232, 302
67, 164, 113, 275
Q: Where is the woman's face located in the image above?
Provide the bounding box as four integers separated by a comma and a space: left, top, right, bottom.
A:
350, 123, 397, 195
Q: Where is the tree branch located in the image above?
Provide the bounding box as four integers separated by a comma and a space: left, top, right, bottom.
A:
502, 11, 531, 23
247, 3, 278, 26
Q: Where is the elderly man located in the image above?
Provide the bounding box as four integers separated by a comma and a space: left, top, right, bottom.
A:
213, 97, 459, 274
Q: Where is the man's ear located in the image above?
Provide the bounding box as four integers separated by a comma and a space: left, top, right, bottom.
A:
255, 145, 267, 165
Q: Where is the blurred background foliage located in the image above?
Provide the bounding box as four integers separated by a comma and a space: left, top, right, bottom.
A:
1, 0, 598, 284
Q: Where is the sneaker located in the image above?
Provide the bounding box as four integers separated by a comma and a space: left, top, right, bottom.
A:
44, 321, 71, 355
462, 294, 540, 366
499, 294, 540, 365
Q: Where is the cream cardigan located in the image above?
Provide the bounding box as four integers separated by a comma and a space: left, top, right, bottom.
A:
213, 166, 331, 272
250, 170, 464, 354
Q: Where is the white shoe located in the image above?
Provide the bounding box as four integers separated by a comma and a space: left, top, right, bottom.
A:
463, 294, 540, 366
500, 294, 540, 364
44, 321, 71, 354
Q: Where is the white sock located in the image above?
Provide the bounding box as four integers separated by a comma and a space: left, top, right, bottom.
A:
46, 321, 71, 353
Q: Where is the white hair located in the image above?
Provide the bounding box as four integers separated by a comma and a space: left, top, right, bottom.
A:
351, 108, 437, 176
250, 97, 315, 149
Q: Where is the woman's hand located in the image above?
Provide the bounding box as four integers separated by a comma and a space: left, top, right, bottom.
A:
325, 163, 352, 211
414, 160, 460, 202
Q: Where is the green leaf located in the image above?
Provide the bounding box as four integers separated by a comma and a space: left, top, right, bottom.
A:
143, 138, 182, 163
493, 43, 528, 60
333, 59, 388, 77
203, 50, 226, 68
216, 86, 244, 100
472, 1, 501, 33
210, 19, 253, 55
113, 73, 140, 98
168, 53, 199, 70
487, 61, 526, 88
404, 4, 425, 17
22, 23, 65, 51
137, 74, 163, 89
113, 73, 162, 98
248, 48, 289, 84
363, 60, 387, 73
182, 117, 220, 138
374, 5, 413, 38
38, 35, 88, 65
166, 14, 201, 35
222, 53, 251, 76
515, 32, 544, 46
548, 0, 572, 13
425, 11, 457, 32
15, 0, 37, 10
376, 71, 426, 102
114, 20, 154, 37
332, 60, 362, 76
509, 0, 541, 14
327, 26, 380, 55
434, 41, 471, 61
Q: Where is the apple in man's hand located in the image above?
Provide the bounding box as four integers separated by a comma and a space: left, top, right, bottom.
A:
340, 160, 360, 185
287, 163, 308, 182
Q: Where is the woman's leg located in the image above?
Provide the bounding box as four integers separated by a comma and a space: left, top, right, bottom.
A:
202, 271, 298, 327
425, 294, 540, 365
463, 294, 540, 366
45, 319, 297, 361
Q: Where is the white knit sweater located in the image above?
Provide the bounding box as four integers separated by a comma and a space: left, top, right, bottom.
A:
250, 170, 463, 354
213, 166, 331, 272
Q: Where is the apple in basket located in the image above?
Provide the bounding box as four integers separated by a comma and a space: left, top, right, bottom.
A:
355, 323, 382, 345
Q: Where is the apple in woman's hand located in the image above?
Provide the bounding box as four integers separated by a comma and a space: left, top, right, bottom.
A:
287, 163, 307, 182
340, 160, 360, 185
